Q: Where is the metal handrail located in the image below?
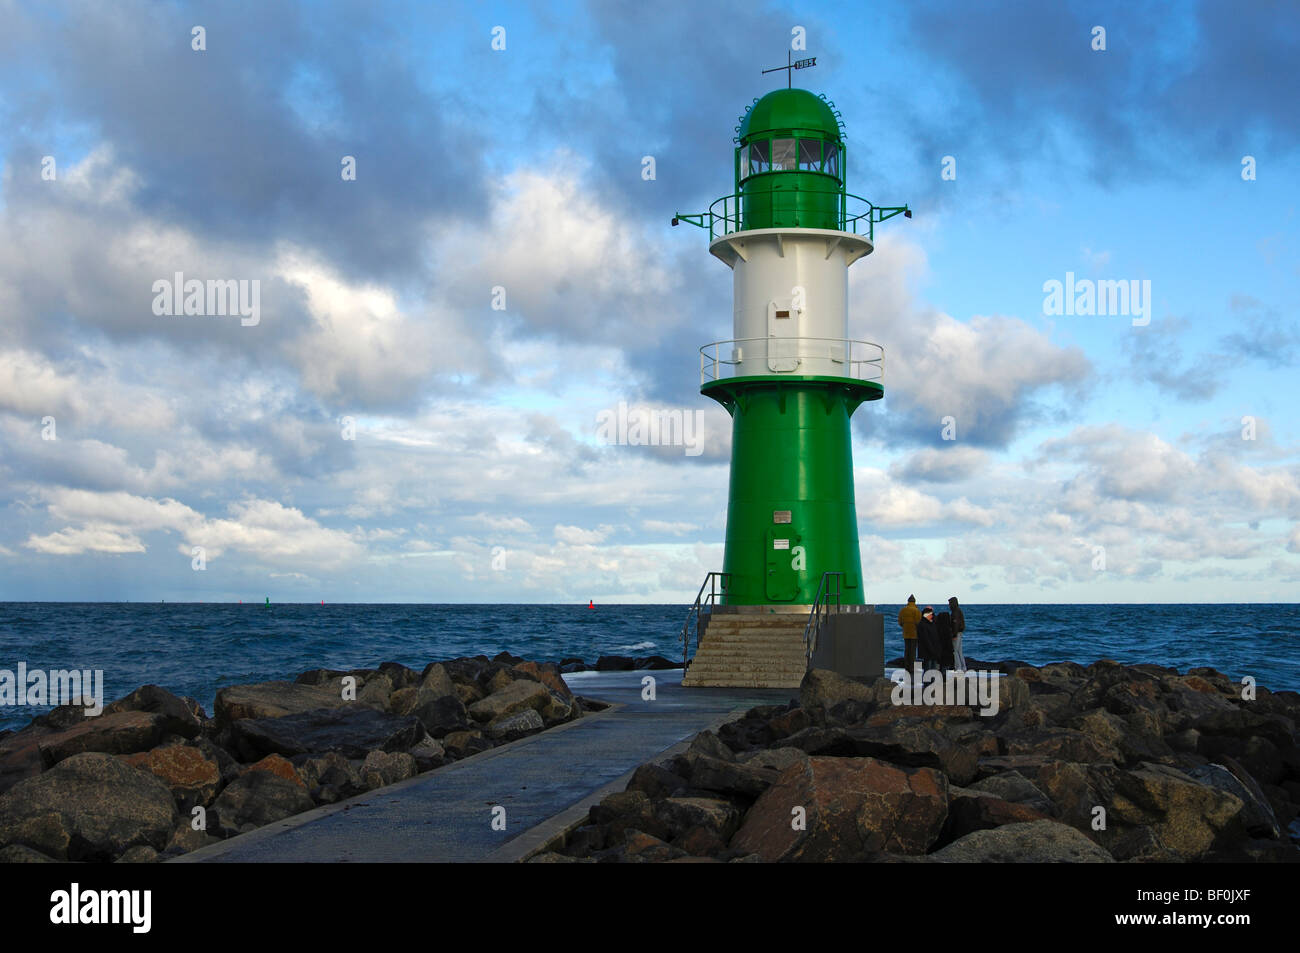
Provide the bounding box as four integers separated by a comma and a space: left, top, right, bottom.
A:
674, 189, 910, 242
699, 336, 884, 386
803, 571, 843, 668
680, 571, 731, 668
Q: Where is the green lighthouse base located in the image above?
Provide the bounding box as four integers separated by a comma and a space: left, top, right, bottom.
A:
702, 375, 880, 607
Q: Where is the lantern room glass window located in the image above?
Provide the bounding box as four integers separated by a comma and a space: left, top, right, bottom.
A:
771, 138, 797, 171
797, 139, 821, 171
747, 139, 770, 175
823, 143, 840, 178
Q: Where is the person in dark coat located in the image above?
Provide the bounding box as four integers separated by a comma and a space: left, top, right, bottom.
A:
935, 610, 956, 672
916, 606, 941, 672
948, 596, 967, 671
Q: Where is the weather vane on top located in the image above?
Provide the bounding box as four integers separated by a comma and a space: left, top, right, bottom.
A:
761, 51, 817, 88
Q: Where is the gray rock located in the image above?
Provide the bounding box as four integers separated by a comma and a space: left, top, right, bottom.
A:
485, 708, 545, 740
226, 706, 427, 761
686, 730, 736, 763
686, 753, 779, 799
214, 681, 347, 724
410, 693, 470, 738
968, 771, 1054, 815
1109, 761, 1247, 859
0, 752, 177, 861
361, 750, 418, 789
103, 684, 204, 737
36, 711, 173, 767
1187, 761, 1281, 839
739, 746, 812, 774
468, 680, 552, 724
114, 845, 159, 863
408, 737, 446, 772
931, 820, 1115, 863
799, 668, 874, 710
210, 771, 315, 837
0, 843, 57, 862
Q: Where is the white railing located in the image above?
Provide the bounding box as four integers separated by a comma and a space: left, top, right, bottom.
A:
699, 336, 884, 386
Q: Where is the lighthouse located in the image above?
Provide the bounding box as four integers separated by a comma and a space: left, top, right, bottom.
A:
675, 80, 909, 687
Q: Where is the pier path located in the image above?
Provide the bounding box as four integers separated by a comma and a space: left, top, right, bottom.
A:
173, 670, 792, 863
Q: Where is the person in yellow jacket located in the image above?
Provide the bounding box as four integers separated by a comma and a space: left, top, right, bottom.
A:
897, 595, 921, 675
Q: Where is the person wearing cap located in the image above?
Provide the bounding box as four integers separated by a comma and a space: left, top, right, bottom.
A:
916, 605, 942, 672
897, 595, 921, 675
948, 596, 967, 672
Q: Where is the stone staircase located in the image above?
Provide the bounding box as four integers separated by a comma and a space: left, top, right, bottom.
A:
682, 611, 809, 689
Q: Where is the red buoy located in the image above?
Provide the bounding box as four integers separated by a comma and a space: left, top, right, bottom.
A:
588, 600, 595, 609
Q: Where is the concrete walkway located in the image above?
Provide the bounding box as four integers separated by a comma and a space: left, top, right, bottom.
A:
173, 670, 793, 863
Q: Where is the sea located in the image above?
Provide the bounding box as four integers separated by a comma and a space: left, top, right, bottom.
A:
1, 602, 1297, 732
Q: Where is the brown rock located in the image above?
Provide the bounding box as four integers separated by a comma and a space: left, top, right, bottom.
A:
467, 679, 552, 724
623, 829, 687, 862
1001, 728, 1120, 764
512, 661, 573, 698
213, 681, 345, 724
730, 756, 947, 861
36, 711, 173, 768
241, 753, 305, 788
131, 745, 222, 809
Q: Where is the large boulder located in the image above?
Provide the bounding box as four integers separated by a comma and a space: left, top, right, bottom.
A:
103, 684, 205, 734
1187, 761, 1281, 839
511, 661, 574, 697
846, 720, 979, 785
657, 796, 743, 841
1108, 762, 1247, 859
729, 756, 948, 861
467, 679, 553, 724
0, 730, 53, 794
360, 750, 417, 789
209, 771, 315, 837
0, 752, 177, 861
294, 751, 366, 803
999, 728, 1120, 764
225, 706, 428, 761
942, 787, 1052, 843
589, 790, 673, 842
121, 744, 222, 810
967, 771, 1054, 815
799, 669, 874, 710
419, 664, 457, 700
930, 820, 1115, 862
686, 754, 780, 800
214, 681, 347, 724
34, 711, 174, 768
485, 708, 545, 741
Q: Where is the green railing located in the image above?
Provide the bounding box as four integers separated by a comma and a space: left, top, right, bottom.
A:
674, 189, 910, 242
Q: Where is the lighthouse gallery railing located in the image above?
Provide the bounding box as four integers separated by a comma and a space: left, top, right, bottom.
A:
700, 336, 884, 386
674, 189, 910, 242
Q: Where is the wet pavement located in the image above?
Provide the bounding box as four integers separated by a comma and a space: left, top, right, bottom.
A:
173, 670, 793, 863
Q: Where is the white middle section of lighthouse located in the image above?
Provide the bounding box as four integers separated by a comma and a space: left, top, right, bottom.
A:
708, 227, 873, 379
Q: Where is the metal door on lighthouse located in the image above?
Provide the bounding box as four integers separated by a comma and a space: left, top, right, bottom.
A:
767, 299, 800, 372
765, 527, 801, 601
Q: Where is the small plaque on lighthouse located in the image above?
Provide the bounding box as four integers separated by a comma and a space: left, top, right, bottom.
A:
773, 538, 790, 550
773, 510, 792, 524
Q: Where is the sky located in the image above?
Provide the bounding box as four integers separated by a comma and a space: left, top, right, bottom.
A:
0, 0, 1296, 604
